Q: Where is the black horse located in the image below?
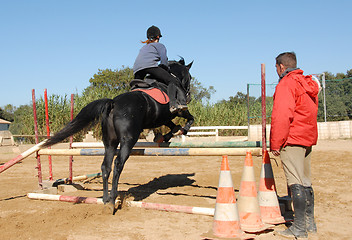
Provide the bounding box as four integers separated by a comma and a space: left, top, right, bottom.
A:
43, 58, 194, 213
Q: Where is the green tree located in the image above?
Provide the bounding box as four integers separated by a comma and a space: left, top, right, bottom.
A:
190, 78, 215, 102
318, 70, 352, 121
341, 70, 352, 118
9, 105, 32, 135
0, 104, 15, 121
222, 92, 248, 105
82, 67, 134, 102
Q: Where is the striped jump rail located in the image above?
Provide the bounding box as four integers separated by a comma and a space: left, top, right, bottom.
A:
38, 147, 262, 156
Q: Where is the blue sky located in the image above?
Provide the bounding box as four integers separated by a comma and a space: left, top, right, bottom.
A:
1, 0, 351, 108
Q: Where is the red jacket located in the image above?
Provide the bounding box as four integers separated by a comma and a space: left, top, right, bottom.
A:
270, 69, 319, 151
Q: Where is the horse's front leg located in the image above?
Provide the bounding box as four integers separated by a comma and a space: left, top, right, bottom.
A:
153, 121, 178, 143
175, 110, 195, 135
155, 110, 195, 143
163, 121, 178, 142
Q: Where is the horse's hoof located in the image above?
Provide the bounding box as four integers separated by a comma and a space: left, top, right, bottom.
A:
153, 133, 164, 143
173, 129, 183, 136
102, 202, 115, 215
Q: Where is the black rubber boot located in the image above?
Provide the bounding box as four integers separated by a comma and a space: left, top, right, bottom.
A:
305, 186, 317, 233
276, 184, 308, 239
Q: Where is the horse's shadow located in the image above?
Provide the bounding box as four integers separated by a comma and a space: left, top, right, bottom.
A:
119, 173, 216, 201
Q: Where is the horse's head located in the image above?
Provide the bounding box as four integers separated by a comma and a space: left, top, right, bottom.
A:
169, 57, 193, 103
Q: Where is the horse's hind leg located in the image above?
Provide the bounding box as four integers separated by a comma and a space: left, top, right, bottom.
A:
109, 134, 139, 213
101, 108, 119, 210
101, 146, 116, 205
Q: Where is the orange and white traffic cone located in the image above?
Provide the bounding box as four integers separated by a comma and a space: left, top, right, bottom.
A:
258, 150, 286, 224
212, 155, 244, 238
237, 151, 272, 233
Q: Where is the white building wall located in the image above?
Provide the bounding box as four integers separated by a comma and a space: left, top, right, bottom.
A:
248, 120, 352, 141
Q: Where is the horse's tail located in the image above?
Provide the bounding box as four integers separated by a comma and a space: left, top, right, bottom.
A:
42, 98, 114, 147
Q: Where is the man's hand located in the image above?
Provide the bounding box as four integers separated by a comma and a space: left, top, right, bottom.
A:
271, 150, 280, 156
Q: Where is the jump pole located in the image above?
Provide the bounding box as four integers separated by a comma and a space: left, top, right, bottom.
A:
32, 89, 43, 186
127, 201, 214, 216
68, 94, 74, 183
261, 63, 267, 155
44, 89, 53, 180
0, 140, 47, 173
71, 141, 269, 149
38, 147, 262, 156
54, 172, 102, 185
27, 192, 107, 204
27, 192, 215, 216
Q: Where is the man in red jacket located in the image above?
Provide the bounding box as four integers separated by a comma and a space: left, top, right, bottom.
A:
270, 52, 320, 238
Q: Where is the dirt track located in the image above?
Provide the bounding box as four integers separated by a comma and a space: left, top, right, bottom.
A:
0, 139, 351, 240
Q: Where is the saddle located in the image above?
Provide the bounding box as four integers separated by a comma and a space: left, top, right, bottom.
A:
130, 78, 170, 104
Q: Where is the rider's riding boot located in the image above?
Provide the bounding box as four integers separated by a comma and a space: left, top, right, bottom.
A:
170, 103, 187, 113
305, 186, 317, 233
177, 104, 188, 111
168, 83, 178, 113
276, 184, 308, 239
168, 83, 188, 113
174, 83, 188, 111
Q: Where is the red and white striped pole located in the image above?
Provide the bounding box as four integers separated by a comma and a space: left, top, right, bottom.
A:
69, 94, 74, 183
261, 64, 267, 155
32, 89, 43, 186
128, 201, 214, 216
0, 140, 47, 173
44, 89, 53, 180
27, 192, 105, 204
27, 193, 214, 216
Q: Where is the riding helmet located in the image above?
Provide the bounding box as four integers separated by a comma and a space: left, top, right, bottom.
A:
147, 25, 162, 40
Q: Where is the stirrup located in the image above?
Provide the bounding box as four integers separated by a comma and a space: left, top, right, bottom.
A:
177, 105, 188, 111
169, 106, 178, 114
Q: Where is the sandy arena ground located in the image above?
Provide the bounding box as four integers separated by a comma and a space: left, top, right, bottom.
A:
0, 138, 351, 240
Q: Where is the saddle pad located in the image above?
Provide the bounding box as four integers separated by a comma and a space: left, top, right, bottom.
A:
132, 88, 169, 104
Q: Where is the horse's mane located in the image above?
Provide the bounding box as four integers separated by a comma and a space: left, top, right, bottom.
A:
168, 60, 178, 65
169, 56, 185, 66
